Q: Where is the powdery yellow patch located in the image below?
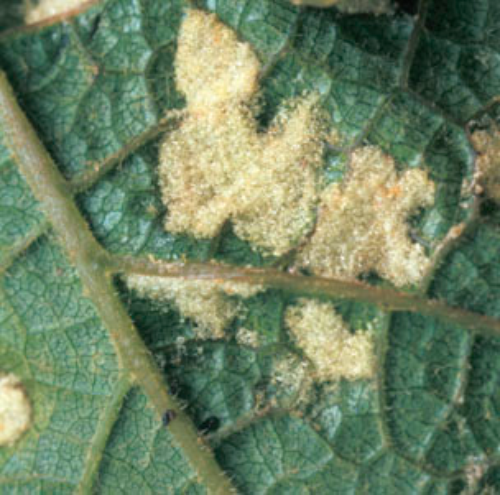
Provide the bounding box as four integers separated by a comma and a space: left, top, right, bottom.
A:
174, 9, 260, 111
126, 275, 261, 339
285, 300, 375, 381
471, 129, 500, 203
25, 0, 89, 23
298, 146, 435, 287
159, 10, 325, 256
0, 374, 32, 447
327, 127, 342, 147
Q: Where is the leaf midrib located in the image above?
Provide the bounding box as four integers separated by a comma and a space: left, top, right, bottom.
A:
0, 71, 236, 495
1, 0, 499, 491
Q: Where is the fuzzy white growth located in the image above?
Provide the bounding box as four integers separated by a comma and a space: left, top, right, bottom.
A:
299, 146, 435, 287
285, 300, 375, 381
159, 10, 325, 256
471, 129, 500, 203
235, 328, 260, 348
174, 9, 260, 112
271, 353, 312, 402
0, 374, 32, 446
126, 275, 261, 339
25, 0, 89, 23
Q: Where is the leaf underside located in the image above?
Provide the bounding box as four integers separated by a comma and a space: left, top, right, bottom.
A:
1, 0, 500, 493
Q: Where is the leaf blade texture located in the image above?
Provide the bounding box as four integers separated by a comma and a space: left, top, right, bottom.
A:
1, 0, 500, 493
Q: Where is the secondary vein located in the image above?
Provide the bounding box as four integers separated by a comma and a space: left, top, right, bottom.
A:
111, 254, 500, 338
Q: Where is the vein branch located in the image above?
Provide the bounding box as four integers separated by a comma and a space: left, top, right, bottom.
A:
0, 110, 184, 277
111, 254, 500, 337
77, 375, 132, 495
0, 71, 235, 495
399, 0, 430, 89
0, 219, 49, 276
70, 111, 185, 194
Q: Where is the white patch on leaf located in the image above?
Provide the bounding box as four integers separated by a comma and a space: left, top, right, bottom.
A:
285, 299, 375, 381
0, 374, 32, 447
298, 146, 435, 287
267, 352, 313, 408
126, 275, 261, 339
25, 0, 90, 23
235, 327, 260, 348
159, 9, 325, 256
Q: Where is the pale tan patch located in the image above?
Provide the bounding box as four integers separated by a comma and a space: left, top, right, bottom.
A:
126, 275, 262, 339
326, 127, 342, 147
298, 146, 435, 287
25, 0, 90, 23
159, 9, 325, 256
270, 353, 313, 405
174, 9, 260, 112
471, 129, 500, 203
285, 299, 375, 381
464, 456, 488, 492
0, 374, 32, 447
235, 327, 260, 348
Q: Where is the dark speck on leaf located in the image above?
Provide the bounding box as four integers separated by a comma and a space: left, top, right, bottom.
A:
199, 416, 220, 434
162, 409, 177, 427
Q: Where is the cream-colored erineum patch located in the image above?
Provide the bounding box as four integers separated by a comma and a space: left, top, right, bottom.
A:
236, 327, 260, 348
25, 0, 89, 23
159, 10, 325, 256
285, 300, 375, 381
270, 353, 312, 403
127, 275, 261, 339
0, 374, 32, 446
471, 129, 500, 203
298, 146, 435, 287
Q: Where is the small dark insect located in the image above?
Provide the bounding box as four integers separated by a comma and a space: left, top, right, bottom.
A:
162, 409, 177, 427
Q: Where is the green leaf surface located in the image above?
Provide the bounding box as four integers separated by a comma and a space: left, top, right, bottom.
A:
0, 1, 25, 34
1, 0, 500, 493
0, 127, 45, 265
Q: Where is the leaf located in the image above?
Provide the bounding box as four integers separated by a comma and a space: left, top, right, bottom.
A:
1, 0, 500, 493
0, 1, 25, 33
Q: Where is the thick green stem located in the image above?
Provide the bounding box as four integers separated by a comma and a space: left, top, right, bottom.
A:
111, 254, 500, 337
0, 71, 234, 495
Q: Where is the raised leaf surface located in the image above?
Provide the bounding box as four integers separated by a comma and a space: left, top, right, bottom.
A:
1, 0, 500, 493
